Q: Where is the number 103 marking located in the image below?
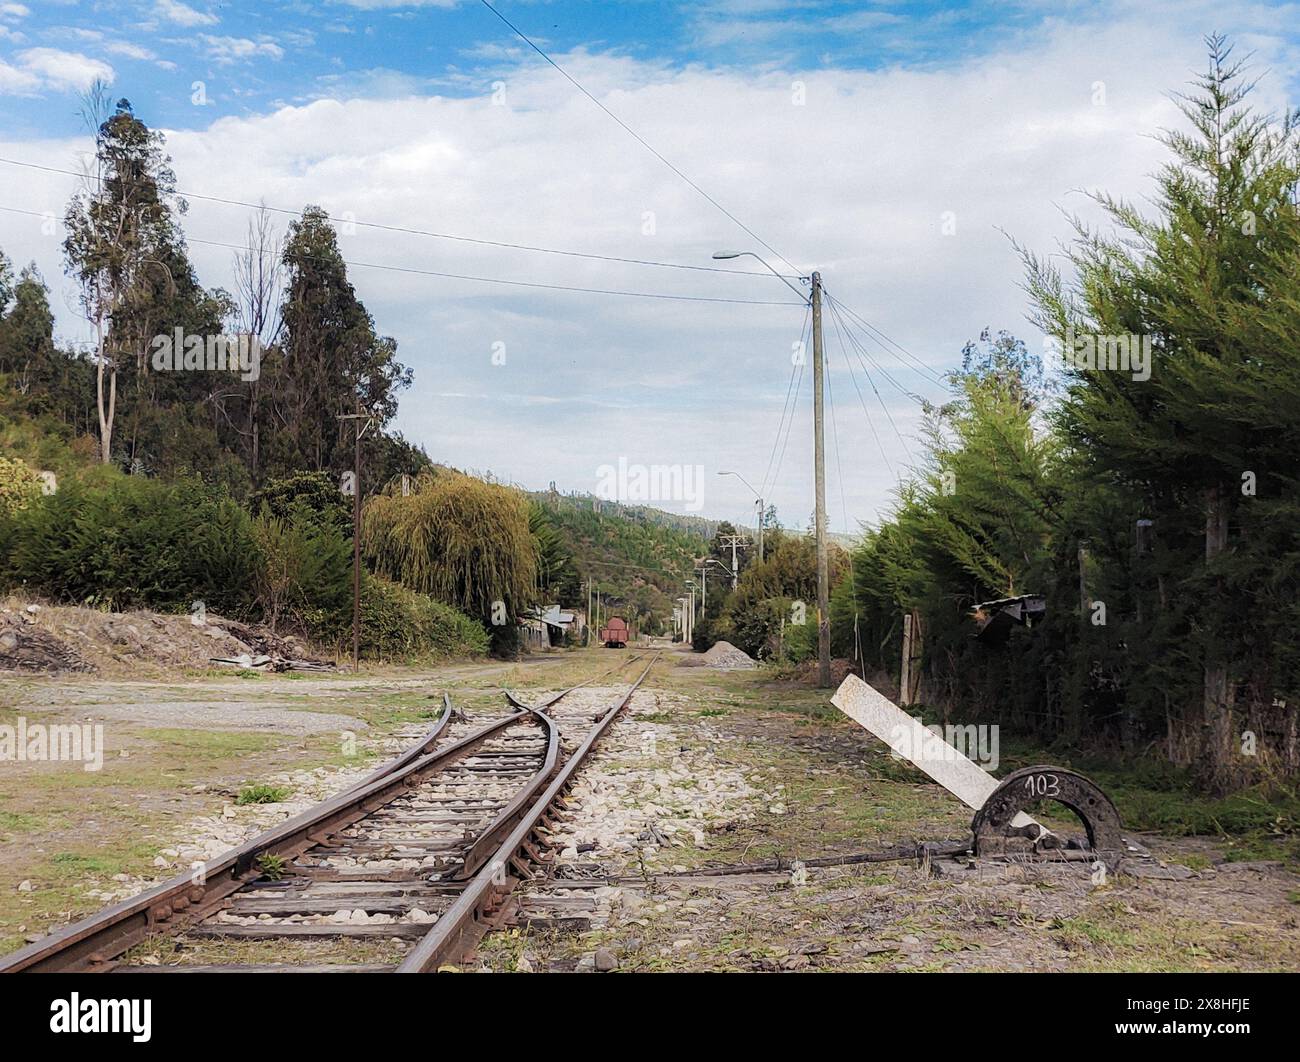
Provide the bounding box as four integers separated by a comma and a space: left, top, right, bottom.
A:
1024, 773, 1060, 797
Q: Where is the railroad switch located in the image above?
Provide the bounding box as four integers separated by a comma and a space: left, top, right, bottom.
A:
969, 765, 1125, 871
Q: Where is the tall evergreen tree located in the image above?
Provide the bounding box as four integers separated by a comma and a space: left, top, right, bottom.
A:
1021, 36, 1300, 788
267, 206, 412, 480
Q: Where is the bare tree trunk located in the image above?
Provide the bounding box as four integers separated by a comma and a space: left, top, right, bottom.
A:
1203, 482, 1234, 790
94, 310, 115, 463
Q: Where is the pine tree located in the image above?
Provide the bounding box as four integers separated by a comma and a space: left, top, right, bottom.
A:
1021, 36, 1300, 788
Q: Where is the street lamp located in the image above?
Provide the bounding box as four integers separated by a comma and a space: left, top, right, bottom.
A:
718, 469, 764, 563
712, 251, 809, 303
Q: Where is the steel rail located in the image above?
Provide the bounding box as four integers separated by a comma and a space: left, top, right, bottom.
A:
338, 692, 453, 798
0, 704, 529, 973
396, 653, 659, 972
503, 650, 645, 712
454, 707, 560, 881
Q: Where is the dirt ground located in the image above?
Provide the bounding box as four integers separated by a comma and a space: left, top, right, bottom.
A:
2, 645, 1297, 970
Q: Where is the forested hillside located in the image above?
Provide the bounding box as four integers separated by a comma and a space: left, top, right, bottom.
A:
529, 491, 712, 634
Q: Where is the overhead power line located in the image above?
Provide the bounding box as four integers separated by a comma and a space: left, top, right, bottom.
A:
474, 0, 803, 278
825, 290, 947, 387
760, 304, 810, 498
0, 204, 803, 306
826, 297, 899, 478
0, 155, 798, 280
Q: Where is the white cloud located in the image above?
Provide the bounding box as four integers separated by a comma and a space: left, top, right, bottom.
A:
3, 2, 1295, 526
155, 0, 217, 28
199, 35, 285, 64
105, 41, 157, 61
0, 48, 113, 95
0, 3, 31, 19
0, 59, 39, 93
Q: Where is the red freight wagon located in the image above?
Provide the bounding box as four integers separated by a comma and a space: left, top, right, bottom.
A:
599, 616, 629, 648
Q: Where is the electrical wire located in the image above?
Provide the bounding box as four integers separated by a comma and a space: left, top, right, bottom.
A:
826, 298, 932, 473
759, 303, 810, 499
473, 0, 803, 278
823, 331, 864, 674
768, 345, 805, 500
825, 293, 932, 407
0, 205, 803, 306
826, 290, 947, 388
826, 295, 903, 475
0, 155, 799, 280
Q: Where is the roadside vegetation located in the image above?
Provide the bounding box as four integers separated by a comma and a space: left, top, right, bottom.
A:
690, 42, 1300, 804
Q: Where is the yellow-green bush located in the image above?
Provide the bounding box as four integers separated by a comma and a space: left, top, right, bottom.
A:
0, 454, 40, 518
359, 576, 489, 662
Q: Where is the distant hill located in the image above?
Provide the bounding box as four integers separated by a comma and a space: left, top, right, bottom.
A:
529, 490, 713, 635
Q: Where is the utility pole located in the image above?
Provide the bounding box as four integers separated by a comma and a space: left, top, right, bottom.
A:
695, 564, 708, 611
718, 471, 764, 564
811, 270, 831, 688
338, 402, 376, 674
710, 251, 824, 683
719, 534, 749, 590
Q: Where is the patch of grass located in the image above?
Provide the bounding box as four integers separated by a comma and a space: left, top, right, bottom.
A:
236, 784, 291, 805
136, 728, 281, 760
49, 851, 121, 874
1219, 834, 1300, 864
0, 809, 41, 833
1165, 851, 1213, 871
1052, 907, 1139, 951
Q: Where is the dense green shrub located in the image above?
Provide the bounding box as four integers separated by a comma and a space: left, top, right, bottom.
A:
3, 474, 255, 614
250, 471, 351, 536
359, 575, 489, 661
250, 512, 351, 634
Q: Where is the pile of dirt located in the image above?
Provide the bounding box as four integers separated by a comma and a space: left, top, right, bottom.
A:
701, 640, 757, 670
0, 609, 93, 673
0, 598, 330, 677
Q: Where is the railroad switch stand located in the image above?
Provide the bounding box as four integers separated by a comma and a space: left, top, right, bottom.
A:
970, 766, 1125, 870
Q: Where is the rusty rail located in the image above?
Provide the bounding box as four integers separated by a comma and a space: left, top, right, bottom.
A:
396, 653, 658, 971
0, 701, 524, 973
502, 650, 645, 712
337, 692, 453, 797
2, 651, 658, 974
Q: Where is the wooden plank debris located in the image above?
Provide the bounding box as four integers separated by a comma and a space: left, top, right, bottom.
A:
831, 674, 1038, 830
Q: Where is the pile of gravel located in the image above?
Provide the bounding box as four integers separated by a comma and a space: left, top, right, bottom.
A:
701, 640, 757, 670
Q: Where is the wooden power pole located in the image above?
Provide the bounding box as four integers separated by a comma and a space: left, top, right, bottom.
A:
338, 403, 376, 674
811, 271, 831, 688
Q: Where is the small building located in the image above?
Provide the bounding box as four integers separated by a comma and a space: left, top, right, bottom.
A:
521, 605, 582, 648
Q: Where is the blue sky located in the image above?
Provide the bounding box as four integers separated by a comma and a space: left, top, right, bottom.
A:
2, 1, 1299, 531
1, 1, 1050, 138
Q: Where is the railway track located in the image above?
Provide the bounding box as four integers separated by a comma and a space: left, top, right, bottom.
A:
0, 652, 657, 974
